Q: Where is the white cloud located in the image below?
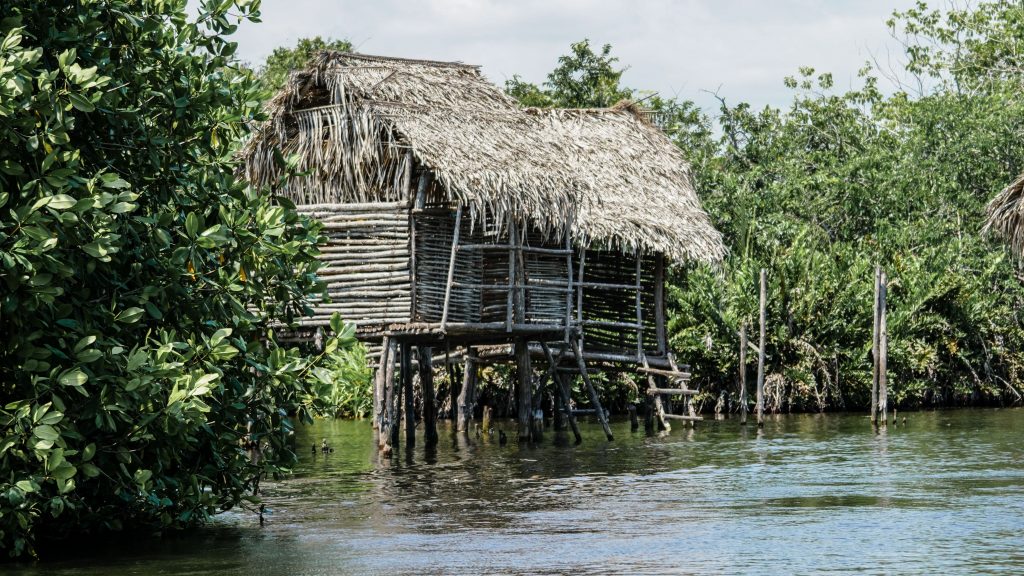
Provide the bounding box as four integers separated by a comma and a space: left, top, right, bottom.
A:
226, 0, 920, 113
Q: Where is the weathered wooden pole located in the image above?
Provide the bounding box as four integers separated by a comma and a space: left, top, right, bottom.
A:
418, 346, 437, 446
402, 343, 415, 447
879, 271, 889, 425
482, 405, 493, 434
756, 268, 766, 428
515, 338, 533, 441
387, 340, 399, 448
458, 349, 477, 432
379, 339, 398, 453
373, 336, 391, 431
871, 265, 880, 427
572, 338, 613, 441
628, 404, 639, 431
739, 323, 748, 425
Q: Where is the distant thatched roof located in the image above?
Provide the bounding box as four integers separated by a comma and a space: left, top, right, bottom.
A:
985, 173, 1024, 255
241, 51, 725, 262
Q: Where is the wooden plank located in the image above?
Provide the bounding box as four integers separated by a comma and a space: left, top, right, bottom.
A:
646, 388, 697, 396
637, 366, 692, 379
663, 413, 703, 422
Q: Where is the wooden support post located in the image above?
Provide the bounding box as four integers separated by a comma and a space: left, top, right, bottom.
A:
739, 323, 748, 425
515, 338, 533, 441
635, 254, 643, 360
379, 339, 398, 453
756, 268, 766, 428
391, 346, 404, 449
418, 346, 437, 446
540, 342, 581, 444
628, 404, 639, 431
871, 265, 880, 427
401, 342, 413, 446
506, 217, 517, 332
571, 338, 613, 441
879, 270, 889, 426
654, 253, 667, 355
553, 391, 565, 430
458, 349, 477, 433
373, 336, 391, 431
440, 205, 463, 331
387, 340, 399, 448
447, 352, 459, 423
482, 405, 493, 434
564, 226, 574, 342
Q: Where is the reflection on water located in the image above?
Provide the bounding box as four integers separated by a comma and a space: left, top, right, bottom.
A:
10, 409, 1024, 575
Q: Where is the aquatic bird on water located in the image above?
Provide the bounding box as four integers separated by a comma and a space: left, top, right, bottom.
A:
498, 429, 507, 446
321, 438, 334, 453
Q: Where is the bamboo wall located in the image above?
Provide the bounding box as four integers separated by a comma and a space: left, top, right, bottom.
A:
297, 201, 412, 329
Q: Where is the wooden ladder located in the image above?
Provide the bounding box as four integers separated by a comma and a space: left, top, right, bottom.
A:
640, 353, 701, 432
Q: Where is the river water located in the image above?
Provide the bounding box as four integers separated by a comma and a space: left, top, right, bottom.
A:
9, 409, 1024, 575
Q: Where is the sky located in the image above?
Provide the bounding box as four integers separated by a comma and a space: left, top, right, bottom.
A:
225, 0, 922, 114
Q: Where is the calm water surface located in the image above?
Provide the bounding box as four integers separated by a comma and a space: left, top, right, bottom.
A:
9, 409, 1024, 575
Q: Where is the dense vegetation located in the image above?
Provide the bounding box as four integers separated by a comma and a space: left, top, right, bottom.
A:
506, 4, 1024, 412
0, 0, 359, 558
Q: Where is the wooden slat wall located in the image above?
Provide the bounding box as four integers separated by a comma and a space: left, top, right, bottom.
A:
298, 202, 412, 330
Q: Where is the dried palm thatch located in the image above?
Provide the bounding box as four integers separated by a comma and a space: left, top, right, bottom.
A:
241, 51, 725, 263
986, 173, 1024, 255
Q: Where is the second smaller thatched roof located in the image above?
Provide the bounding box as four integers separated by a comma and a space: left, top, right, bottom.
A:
985, 173, 1024, 255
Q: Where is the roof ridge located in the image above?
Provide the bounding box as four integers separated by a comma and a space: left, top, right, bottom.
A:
320, 50, 481, 70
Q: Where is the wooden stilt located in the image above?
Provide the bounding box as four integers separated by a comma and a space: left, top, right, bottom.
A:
515, 338, 533, 441
380, 339, 398, 453
756, 268, 766, 428
458, 349, 477, 432
418, 346, 437, 446
373, 336, 391, 431
871, 265, 880, 427
540, 342, 582, 444
571, 337, 613, 441
402, 343, 414, 447
879, 270, 889, 426
482, 405, 493, 434
391, 348, 403, 449
628, 404, 639, 431
739, 324, 748, 426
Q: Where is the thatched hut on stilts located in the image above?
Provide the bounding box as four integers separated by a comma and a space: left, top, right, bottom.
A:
240, 52, 725, 450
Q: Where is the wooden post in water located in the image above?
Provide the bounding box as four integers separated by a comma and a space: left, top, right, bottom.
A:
628, 404, 639, 431
390, 346, 403, 450
458, 349, 477, 432
756, 269, 766, 428
515, 338, 533, 441
373, 336, 391, 431
739, 323, 748, 425
418, 346, 437, 446
380, 339, 398, 453
871, 265, 880, 427
879, 271, 889, 425
402, 343, 414, 447
482, 405, 493, 434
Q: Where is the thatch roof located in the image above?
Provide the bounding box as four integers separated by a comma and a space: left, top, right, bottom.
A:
985, 173, 1024, 254
241, 51, 725, 262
